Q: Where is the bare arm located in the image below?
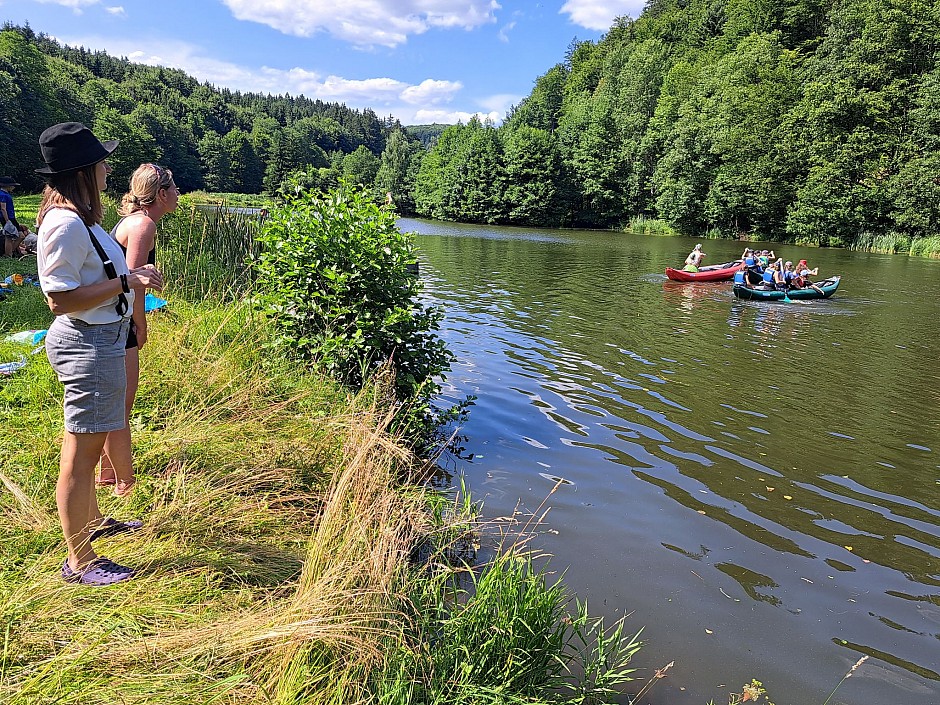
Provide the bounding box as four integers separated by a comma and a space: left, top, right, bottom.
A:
46, 267, 163, 315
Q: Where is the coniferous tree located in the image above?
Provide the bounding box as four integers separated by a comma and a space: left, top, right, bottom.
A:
375, 128, 420, 213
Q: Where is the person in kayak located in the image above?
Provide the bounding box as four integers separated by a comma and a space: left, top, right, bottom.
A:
773, 259, 789, 291
683, 244, 706, 272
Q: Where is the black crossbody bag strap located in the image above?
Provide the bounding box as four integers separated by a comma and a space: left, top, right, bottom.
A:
85, 225, 129, 317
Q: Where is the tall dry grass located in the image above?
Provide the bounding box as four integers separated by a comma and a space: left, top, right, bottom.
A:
0, 299, 447, 704
0, 210, 644, 705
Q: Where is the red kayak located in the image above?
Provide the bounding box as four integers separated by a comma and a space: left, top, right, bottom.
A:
665, 260, 741, 282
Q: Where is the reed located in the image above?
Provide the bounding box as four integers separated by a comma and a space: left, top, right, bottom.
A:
155, 198, 262, 302
626, 215, 679, 236
850, 231, 912, 254
908, 234, 940, 258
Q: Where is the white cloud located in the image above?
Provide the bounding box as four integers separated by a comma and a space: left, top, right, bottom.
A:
559, 0, 645, 31
105, 6, 126, 17
34, 0, 100, 12
400, 79, 462, 105
497, 21, 516, 43
220, 0, 501, 48
477, 93, 521, 116
58, 36, 478, 124
414, 108, 501, 125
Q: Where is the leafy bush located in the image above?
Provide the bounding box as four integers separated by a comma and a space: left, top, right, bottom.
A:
252, 181, 458, 446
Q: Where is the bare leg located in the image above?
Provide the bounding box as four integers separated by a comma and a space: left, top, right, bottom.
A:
3, 236, 22, 257
58, 430, 108, 571
101, 346, 139, 495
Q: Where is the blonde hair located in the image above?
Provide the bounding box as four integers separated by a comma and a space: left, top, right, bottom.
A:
118, 163, 175, 216
37, 163, 103, 227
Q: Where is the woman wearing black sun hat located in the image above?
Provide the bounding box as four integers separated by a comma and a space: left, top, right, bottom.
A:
35, 122, 165, 586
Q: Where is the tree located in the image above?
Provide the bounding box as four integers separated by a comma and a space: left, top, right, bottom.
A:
93, 107, 158, 192
506, 64, 568, 133
414, 124, 463, 220
375, 128, 420, 213
886, 67, 940, 238
341, 145, 380, 189
690, 34, 801, 236
132, 104, 204, 192
198, 131, 231, 192
224, 127, 264, 193
0, 29, 68, 186
262, 130, 297, 194
502, 126, 563, 225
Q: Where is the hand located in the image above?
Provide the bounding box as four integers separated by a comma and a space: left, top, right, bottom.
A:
129, 264, 164, 292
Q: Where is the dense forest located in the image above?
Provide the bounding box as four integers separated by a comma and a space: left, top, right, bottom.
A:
416, 0, 940, 247
0, 22, 425, 204
5, 2, 940, 249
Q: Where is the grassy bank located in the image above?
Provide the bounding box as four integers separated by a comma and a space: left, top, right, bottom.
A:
0, 210, 642, 703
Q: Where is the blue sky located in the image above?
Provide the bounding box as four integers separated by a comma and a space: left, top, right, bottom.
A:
4, 0, 646, 125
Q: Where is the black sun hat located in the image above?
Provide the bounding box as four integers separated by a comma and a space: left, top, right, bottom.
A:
35, 122, 118, 176
0, 177, 20, 187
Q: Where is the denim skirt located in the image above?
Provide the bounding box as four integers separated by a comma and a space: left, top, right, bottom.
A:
45, 316, 129, 433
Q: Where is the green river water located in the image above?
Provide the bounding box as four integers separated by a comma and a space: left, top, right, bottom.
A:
403, 217, 940, 705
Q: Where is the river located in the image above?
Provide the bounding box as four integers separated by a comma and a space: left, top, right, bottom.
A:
402, 217, 940, 705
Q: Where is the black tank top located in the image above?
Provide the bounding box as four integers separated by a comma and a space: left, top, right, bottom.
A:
111, 215, 156, 265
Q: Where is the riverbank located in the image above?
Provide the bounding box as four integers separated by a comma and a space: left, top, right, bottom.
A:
0, 223, 642, 703
14, 194, 940, 260
624, 215, 940, 258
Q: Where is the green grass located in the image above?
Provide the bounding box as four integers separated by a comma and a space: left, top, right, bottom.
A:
908, 235, 940, 258
850, 231, 913, 254
9, 193, 40, 230
184, 191, 272, 210
0, 221, 644, 704
625, 215, 680, 237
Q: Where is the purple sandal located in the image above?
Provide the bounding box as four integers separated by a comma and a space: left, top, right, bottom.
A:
61, 557, 136, 586
90, 517, 144, 542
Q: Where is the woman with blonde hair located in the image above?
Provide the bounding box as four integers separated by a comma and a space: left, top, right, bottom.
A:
98, 163, 179, 495
36, 122, 164, 585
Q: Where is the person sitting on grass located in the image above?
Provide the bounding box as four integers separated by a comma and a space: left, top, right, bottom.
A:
1, 176, 28, 257
19, 231, 39, 255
